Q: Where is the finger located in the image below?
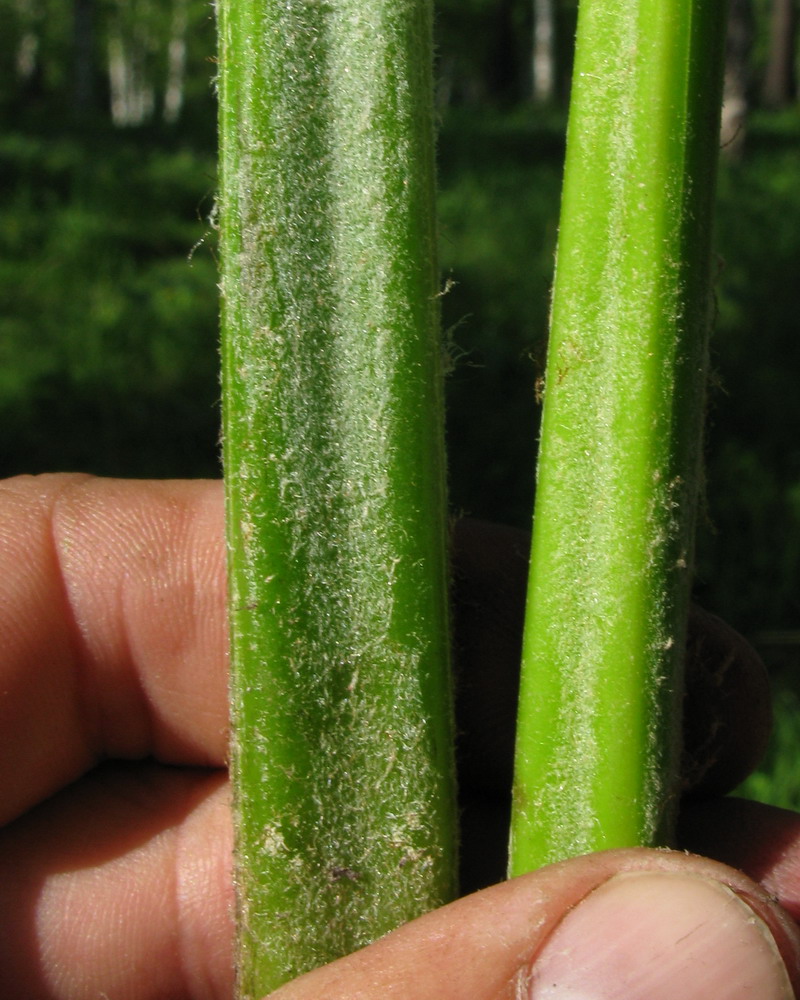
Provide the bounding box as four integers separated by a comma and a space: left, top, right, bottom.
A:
681, 605, 772, 798
0, 475, 770, 846
272, 848, 800, 1000
7, 770, 798, 1000
0, 762, 233, 999
0, 474, 228, 825
680, 796, 800, 922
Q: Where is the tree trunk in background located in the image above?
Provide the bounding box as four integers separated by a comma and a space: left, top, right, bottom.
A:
163, 0, 188, 123
486, 0, 519, 101
763, 0, 797, 107
108, 31, 155, 125
107, 0, 156, 126
532, 0, 556, 103
14, 0, 40, 85
72, 0, 95, 113
721, 0, 753, 156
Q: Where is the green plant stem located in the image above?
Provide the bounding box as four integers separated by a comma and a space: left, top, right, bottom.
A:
217, 1, 456, 995
509, 0, 729, 874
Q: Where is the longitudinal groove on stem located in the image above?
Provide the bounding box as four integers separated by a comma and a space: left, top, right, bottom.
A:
218, 2, 455, 995
509, 0, 729, 873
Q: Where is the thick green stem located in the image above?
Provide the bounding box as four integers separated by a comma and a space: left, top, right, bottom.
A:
217, 2, 456, 995
509, 1, 729, 874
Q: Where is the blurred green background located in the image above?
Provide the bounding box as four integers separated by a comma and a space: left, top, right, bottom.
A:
2, 0, 800, 803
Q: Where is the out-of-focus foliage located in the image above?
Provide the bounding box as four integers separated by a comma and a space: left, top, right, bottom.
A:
738, 683, 800, 810
1, 0, 220, 478
0, 126, 220, 477
695, 110, 800, 635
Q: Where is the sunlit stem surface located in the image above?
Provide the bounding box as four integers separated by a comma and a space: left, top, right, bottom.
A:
509, 0, 729, 874
217, 1, 456, 994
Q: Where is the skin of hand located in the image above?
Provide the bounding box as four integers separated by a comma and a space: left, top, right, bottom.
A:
0, 473, 799, 999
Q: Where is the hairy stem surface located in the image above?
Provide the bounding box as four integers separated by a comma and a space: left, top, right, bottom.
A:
510, 0, 729, 874
217, 2, 456, 994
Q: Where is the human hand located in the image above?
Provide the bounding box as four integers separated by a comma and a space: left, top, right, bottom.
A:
1, 474, 799, 998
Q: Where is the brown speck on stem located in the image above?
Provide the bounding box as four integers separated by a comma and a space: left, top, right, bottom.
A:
327, 866, 361, 883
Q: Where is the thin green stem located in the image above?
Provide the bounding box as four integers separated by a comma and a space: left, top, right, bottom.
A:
217, 2, 456, 995
509, 0, 729, 874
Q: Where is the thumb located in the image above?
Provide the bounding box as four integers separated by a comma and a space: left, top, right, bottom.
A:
269, 848, 800, 1000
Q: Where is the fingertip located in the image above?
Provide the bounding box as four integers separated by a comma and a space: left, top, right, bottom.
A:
0, 475, 229, 826
268, 850, 800, 1000
525, 869, 797, 1000
682, 605, 772, 797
